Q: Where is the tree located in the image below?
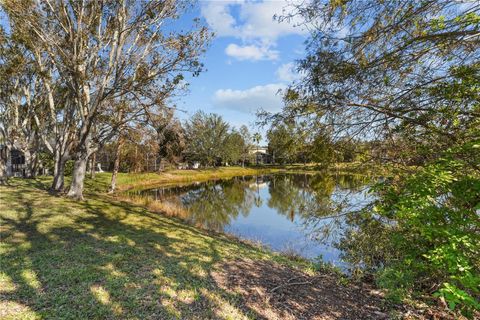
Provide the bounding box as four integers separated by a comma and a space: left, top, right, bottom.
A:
184, 111, 230, 166
3, 0, 210, 199
222, 130, 245, 165
252, 132, 262, 165
269, 0, 480, 313
239, 125, 252, 166
0, 32, 43, 179
308, 130, 334, 166
266, 122, 303, 164
154, 111, 185, 170
108, 135, 124, 193
274, 0, 479, 160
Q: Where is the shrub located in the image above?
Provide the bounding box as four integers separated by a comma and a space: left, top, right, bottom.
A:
371, 155, 480, 316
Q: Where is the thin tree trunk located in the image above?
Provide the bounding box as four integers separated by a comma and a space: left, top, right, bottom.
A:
158, 156, 163, 172
67, 154, 88, 200
135, 145, 139, 173
109, 138, 123, 193
90, 152, 96, 179
31, 151, 39, 178
5, 145, 12, 177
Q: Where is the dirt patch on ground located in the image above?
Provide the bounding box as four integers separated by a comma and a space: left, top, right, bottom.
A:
212, 258, 388, 320
211, 258, 462, 320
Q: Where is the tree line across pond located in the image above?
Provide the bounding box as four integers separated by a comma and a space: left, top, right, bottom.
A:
90, 111, 382, 174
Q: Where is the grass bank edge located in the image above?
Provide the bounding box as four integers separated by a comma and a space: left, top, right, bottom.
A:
82, 162, 392, 193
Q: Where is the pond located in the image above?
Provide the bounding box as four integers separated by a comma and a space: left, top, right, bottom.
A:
125, 173, 373, 269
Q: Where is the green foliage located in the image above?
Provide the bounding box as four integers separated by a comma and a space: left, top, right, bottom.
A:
184, 111, 229, 166
222, 130, 246, 165
38, 152, 54, 173
156, 115, 185, 165
377, 268, 415, 304
270, 2, 480, 316
311, 255, 343, 276
370, 150, 480, 316
308, 131, 334, 166
267, 122, 300, 164
183, 112, 250, 166
64, 160, 75, 176
435, 283, 480, 313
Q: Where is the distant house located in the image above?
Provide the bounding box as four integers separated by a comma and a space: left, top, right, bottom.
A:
249, 146, 272, 164
0, 145, 26, 177
191, 161, 200, 169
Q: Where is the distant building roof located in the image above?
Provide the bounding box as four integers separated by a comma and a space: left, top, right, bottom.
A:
249, 146, 268, 154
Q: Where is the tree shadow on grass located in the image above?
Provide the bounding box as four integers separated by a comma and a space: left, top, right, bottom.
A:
0, 180, 268, 319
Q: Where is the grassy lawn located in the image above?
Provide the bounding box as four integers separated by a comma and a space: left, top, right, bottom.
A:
1, 177, 316, 320
86, 167, 284, 192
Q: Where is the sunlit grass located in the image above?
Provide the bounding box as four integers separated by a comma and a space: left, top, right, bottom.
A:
82, 166, 284, 193
80, 163, 383, 193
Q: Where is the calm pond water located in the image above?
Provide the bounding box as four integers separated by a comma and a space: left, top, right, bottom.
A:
126, 173, 372, 268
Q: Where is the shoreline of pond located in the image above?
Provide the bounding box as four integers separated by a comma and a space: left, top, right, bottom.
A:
86, 162, 384, 194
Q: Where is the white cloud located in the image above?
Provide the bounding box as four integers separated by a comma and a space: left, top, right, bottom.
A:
201, 0, 306, 61
201, 0, 305, 41
213, 83, 286, 113
275, 62, 303, 82
236, 0, 306, 41
200, 0, 239, 38
225, 43, 279, 61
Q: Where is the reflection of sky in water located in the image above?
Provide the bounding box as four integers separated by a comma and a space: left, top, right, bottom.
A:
223, 186, 342, 264
128, 174, 371, 269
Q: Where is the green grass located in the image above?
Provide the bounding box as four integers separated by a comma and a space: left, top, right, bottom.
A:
79, 163, 386, 193
84, 167, 284, 192
0, 178, 310, 320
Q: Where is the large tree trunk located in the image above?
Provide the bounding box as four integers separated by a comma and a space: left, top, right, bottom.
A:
67, 154, 88, 200
23, 150, 32, 178
109, 138, 123, 193
0, 147, 8, 184
23, 150, 38, 178
51, 150, 68, 192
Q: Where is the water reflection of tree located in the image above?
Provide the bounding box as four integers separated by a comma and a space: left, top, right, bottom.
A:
133, 174, 373, 258
180, 177, 256, 231
267, 174, 348, 219
309, 174, 373, 245
267, 174, 372, 245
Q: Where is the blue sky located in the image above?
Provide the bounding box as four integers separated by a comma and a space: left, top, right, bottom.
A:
175, 1, 308, 141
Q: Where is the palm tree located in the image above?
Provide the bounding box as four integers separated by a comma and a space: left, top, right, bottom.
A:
253, 133, 261, 165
